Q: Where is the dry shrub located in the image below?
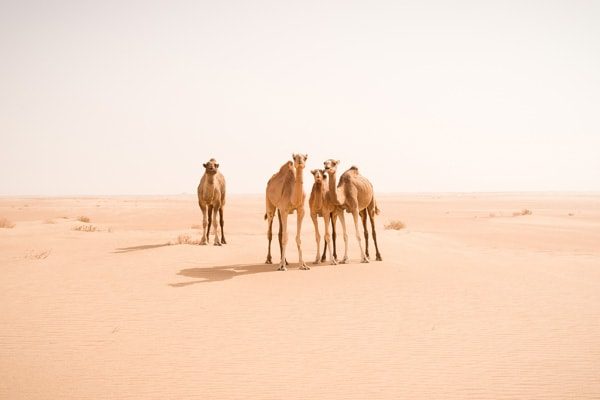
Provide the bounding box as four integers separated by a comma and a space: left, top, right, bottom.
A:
512, 209, 532, 217
78, 216, 91, 223
170, 234, 199, 245
568, 213, 574, 217
25, 249, 52, 259
0, 217, 15, 229
384, 220, 406, 230
191, 224, 202, 229
73, 224, 98, 232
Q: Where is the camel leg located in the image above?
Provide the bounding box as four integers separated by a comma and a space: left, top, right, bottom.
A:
352, 210, 369, 263
207, 205, 213, 244
369, 210, 382, 261
311, 213, 321, 264
199, 204, 208, 245
323, 212, 337, 265
219, 207, 226, 244
332, 213, 338, 261
321, 235, 328, 262
277, 209, 288, 266
277, 210, 289, 271
212, 206, 221, 246
360, 209, 370, 259
338, 212, 349, 263
265, 212, 274, 264
297, 208, 309, 270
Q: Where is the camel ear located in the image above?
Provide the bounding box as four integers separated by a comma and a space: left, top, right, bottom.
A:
203, 163, 207, 168
335, 160, 340, 165
215, 163, 219, 168
310, 169, 317, 175
292, 153, 296, 159
304, 154, 308, 160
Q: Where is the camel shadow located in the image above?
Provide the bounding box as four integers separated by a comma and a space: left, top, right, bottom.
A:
169, 262, 310, 287
114, 243, 171, 253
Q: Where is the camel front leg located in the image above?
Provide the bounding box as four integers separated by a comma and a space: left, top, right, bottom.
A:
265, 212, 274, 264
369, 210, 382, 261
212, 206, 221, 246
352, 210, 369, 263
360, 209, 370, 259
219, 207, 226, 244
338, 211, 349, 263
311, 213, 321, 264
323, 211, 337, 265
199, 205, 208, 245
277, 210, 289, 271
296, 208, 309, 270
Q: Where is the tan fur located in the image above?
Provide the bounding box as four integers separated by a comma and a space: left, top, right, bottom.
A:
323, 159, 382, 262
265, 154, 309, 270
197, 158, 226, 245
309, 169, 341, 264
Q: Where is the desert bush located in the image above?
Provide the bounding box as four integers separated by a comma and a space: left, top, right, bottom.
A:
78, 216, 91, 223
0, 217, 15, 229
73, 224, 98, 232
512, 209, 532, 217
384, 220, 406, 230
25, 249, 51, 259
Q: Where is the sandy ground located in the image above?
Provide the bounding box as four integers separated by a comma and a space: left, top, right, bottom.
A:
1, 193, 599, 399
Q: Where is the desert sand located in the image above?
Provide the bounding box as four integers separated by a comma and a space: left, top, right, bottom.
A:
1, 193, 599, 399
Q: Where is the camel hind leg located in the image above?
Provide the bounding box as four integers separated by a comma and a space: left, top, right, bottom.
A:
368, 208, 382, 261
265, 203, 276, 264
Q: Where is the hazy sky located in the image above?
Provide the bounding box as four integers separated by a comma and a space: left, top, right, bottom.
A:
1, 0, 599, 195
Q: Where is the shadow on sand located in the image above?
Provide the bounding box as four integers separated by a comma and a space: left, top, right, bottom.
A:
169, 262, 312, 287
114, 243, 171, 253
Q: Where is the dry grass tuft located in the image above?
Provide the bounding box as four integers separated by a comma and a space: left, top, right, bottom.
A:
568, 213, 574, 217
191, 224, 202, 229
512, 209, 532, 217
170, 234, 200, 245
25, 249, 52, 259
384, 220, 406, 230
78, 216, 91, 223
73, 224, 98, 232
0, 217, 15, 229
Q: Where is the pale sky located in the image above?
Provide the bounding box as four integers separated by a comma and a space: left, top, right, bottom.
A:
1, 0, 599, 195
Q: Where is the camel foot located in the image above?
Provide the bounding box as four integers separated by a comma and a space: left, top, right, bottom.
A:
314, 257, 321, 265
221, 238, 227, 244
265, 257, 273, 264
340, 256, 349, 264
277, 264, 287, 271
214, 241, 222, 246
330, 259, 338, 265
361, 257, 370, 263
320, 255, 327, 262
299, 263, 310, 270
376, 255, 382, 261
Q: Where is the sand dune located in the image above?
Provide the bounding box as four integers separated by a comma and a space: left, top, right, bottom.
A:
1, 193, 599, 399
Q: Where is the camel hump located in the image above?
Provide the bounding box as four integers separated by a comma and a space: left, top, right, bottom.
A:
350, 165, 359, 171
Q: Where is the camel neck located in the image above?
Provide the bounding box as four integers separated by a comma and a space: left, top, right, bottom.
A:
328, 171, 342, 205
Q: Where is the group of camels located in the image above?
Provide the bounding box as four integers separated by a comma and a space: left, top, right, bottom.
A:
197, 155, 382, 271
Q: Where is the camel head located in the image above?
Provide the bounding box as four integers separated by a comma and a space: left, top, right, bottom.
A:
323, 159, 340, 176
310, 169, 327, 184
203, 158, 219, 175
292, 153, 308, 170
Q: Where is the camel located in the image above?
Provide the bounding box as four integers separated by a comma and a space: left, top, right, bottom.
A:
264, 154, 309, 271
309, 169, 338, 263
323, 159, 382, 263
197, 158, 226, 246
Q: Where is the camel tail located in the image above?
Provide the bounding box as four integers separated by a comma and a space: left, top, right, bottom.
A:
264, 213, 268, 220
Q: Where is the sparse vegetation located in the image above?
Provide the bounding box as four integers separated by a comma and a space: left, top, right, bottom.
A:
73, 224, 98, 232
0, 217, 15, 229
169, 234, 200, 245
568, 213, 574, 217
25, 249, 51, 259
513, 209, 532, 217
78, 216, 91, 223
384, 220, 406, 230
